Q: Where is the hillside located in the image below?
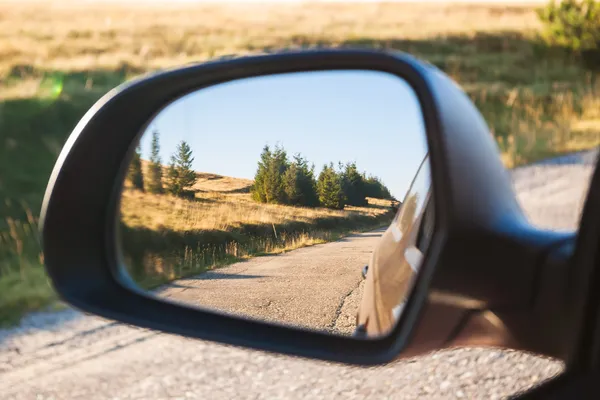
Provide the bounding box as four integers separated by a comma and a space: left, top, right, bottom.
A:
120, 182, 394, 233
138, 159, 254, 193
119, 167, 395, 288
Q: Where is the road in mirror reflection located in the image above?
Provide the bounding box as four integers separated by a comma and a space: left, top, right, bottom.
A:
118, 70, 431, 338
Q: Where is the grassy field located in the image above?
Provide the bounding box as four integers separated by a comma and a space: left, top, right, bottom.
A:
1, 1, 599, 325
119, 171, 394, 288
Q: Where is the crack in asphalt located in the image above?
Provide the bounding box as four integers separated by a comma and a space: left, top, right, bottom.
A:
328, 278, 364, 335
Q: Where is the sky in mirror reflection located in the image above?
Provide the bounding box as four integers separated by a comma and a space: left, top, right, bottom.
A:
140, 70, 427, 200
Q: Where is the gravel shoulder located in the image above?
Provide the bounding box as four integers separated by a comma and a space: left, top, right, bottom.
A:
1, 148, 597, 400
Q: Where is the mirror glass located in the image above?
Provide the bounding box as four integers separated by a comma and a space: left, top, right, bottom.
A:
118, 69, 432, 339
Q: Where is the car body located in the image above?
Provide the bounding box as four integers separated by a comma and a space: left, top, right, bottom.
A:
355, 153, 433, 337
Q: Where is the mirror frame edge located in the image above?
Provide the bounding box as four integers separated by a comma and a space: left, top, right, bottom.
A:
40, 49, 448, 366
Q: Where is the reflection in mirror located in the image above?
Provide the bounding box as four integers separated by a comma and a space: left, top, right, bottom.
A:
118, 70, 432, 339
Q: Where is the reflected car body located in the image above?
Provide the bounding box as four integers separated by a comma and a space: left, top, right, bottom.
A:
355, 154, 433, 337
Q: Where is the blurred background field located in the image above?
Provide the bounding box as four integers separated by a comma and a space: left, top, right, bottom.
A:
1, 1, 599, 325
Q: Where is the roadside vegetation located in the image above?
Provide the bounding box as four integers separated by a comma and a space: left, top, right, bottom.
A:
250, 144, 394, 209
120, 140, 396, 288
1, 1, 599, 325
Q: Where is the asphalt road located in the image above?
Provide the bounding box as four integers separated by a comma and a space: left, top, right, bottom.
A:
154, 229, 381, 336
0, 149, 597, 400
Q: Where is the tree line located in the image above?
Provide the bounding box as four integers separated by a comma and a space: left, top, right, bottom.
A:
127, 134, 394, 210
127, 130, 198, 198
251, 144, 393, 210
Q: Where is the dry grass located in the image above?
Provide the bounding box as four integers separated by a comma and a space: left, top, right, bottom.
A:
192, 173, 253, 193
120, 186, 390, 232
0, 2, 542, 80
491, 83, 600, 168
1, 2, 597, 158
128, 160, 391, 232
139, 159, 254, 193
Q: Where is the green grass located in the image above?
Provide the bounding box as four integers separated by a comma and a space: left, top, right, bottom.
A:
1, 2, 599, 326
0, 265, 57, 327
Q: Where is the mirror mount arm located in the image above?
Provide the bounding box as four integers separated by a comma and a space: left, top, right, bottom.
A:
491, 235, 578, 361
397, 228, 578, 362
413, 232, 578, 361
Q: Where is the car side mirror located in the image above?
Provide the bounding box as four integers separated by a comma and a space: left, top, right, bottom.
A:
40, 49, 580, 366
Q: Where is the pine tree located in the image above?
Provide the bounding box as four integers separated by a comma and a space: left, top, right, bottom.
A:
251, 145, 272, 203
283, 162, 301, 205
251, 144, 288, 204
166, 140, 197, 197
283, 154, 319, 207
147, 130, 164, 194
301, 160, 320, 207
265, 144, 288, 203
340, 161, 367, 206
127, 144, 144, 191
364, 175, 392, 200
317, 163, 345, 210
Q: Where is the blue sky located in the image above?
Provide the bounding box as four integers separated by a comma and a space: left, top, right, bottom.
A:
138, 70, 428, 199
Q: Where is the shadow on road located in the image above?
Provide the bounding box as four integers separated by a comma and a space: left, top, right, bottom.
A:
180, 272, 267, 281
352, 232, 386, 238
336, 230, 385, 243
